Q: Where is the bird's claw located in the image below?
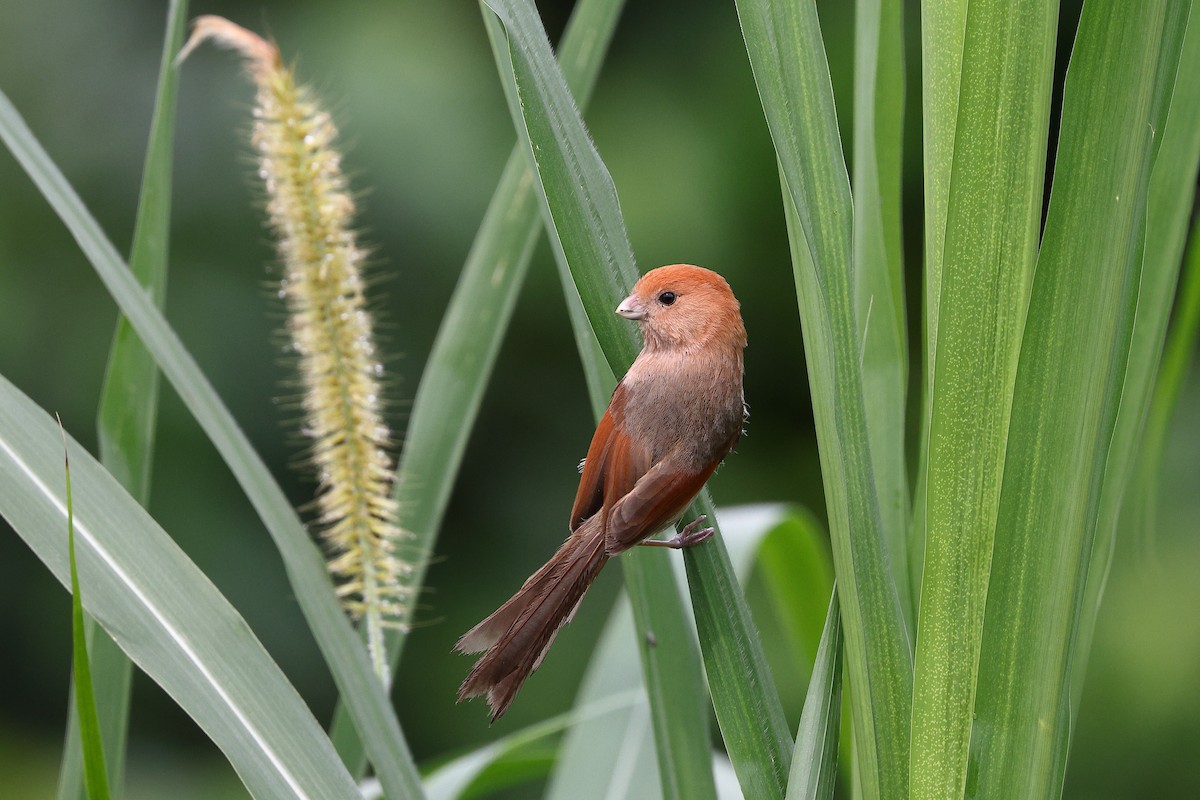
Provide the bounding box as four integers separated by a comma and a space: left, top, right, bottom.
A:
641, 515, 714, 549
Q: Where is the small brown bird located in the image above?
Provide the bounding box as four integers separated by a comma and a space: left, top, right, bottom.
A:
455, 264, 747, 720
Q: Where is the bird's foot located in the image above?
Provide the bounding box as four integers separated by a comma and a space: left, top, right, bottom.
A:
640, 515, 714, 549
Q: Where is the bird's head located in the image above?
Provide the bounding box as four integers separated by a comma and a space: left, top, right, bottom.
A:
616, 264, 747, 353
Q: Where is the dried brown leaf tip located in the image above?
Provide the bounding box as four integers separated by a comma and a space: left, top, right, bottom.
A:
182, 16, 407, 684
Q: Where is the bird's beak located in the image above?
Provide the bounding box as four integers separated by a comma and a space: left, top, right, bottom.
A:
616, 294, 647, 320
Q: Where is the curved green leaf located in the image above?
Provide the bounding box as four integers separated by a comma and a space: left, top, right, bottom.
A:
0, 374, 358, 800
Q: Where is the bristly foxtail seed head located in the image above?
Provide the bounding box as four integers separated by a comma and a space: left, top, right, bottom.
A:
182, 17, 408, 680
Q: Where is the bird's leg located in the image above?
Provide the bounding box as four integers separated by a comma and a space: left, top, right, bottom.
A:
639, 515, 714, 549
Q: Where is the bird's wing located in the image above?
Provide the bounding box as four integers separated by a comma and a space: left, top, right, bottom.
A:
602, 455, 720, 553
570, 383, 652, 531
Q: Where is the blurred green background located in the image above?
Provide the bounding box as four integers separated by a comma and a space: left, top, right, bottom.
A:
1, 1, 1196, 797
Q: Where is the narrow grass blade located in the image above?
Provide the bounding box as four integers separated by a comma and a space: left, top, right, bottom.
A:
971, 3, 1187, 796
482, 1, 795, 795
912, 0, 968, 602
853, 0, 911, 628
480, 6, 721, 797
0, 91, 425, 800
786, 589, 842, 800
58, 5, 187, 798
1127, 219, 1200, 542
0, 378, 359, 799
735, 1, 912, 796
911, 0, 1059, 796
62, 424, 111, 800
1073, 1, 1200, 718
328, 0, 627, 772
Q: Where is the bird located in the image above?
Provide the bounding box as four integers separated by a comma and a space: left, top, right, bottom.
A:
455, 264, 747, 721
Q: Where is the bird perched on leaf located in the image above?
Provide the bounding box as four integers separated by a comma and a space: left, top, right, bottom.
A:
456, 264, 747, 721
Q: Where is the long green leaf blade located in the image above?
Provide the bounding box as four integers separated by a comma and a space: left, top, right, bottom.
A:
970, 2, 1185, 795
735, 1, 912, 796
481, 1, 794, 795
328, 0, 627, 772
478, 6, 720, 798
64, 431, 111, 800
1072, 0, 1200, 719
0, 90, 426, 800
786, 589, 842, 800
853, 0, 911, 628
910, 1, 1058, 796
57, 4, 188, 798
0, 376, 359, 800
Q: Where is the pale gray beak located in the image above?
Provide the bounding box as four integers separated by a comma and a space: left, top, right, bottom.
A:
616, 294, 647, 320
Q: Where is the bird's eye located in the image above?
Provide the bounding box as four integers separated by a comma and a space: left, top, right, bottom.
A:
658, 291, 676, 306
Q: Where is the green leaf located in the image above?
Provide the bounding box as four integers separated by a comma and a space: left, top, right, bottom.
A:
970, 2, 1189, 796
63, 425, 111, 800
481, 1, 794, 795
328, 0, 627, 772
0, 90, 425, 800
1073, 0, 1200, 719
479, 5, 720, 797
546, 600, 660, 800
0, 375, 358, 800
58, 4, 188, 798
910, 0, 1059, 796
735, 1, 912, 796
1126, 217, 1200, 545
853, 0, 911, 628
786, 589, 842, 800
423, 692, 641, 800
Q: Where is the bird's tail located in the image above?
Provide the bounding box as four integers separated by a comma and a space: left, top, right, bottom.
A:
455, 518, 609, 721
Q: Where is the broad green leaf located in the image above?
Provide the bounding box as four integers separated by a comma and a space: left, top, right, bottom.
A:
1073, 0, 1200, 718
479, 5, 720, 797
547, 600, 661, 800
63, 428, 111, 800
328, 0, 627, 772
58, 5, 187, 799
971, 2, 1186, 796
481, 1, 794, 795
0, 375, 358, 800
735, 1, 912, 796
786, 590, 842, 800
0, 90, 425, 800
910, 1, 1058, 796
422, 692, 641, 800
853, 0, 911, 628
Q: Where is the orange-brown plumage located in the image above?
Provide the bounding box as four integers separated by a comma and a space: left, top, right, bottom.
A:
455, 264, 747, 720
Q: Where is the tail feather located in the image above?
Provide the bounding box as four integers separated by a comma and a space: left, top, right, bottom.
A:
456, 519, 608, 721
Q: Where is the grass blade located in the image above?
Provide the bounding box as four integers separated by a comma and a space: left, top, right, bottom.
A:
0, 377, 359, 799
1126, 219, 1200, 543
481, 1, 794, 795
735, 1, 912, 796
853, 0, 911, 628
910, 1, 1058, 796
547, 599, 661, 800
62, 423, 111, 800
970, 2, 1187, 795
326, 0, 627, 773
1072, 0, 1200, 718
58, 4, 187, 798
0, 90, 425, 800
479, 6, 720, 797
785, 589, 842, 800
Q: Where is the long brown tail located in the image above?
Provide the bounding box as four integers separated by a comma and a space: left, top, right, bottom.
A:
455, 517, 609, 721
